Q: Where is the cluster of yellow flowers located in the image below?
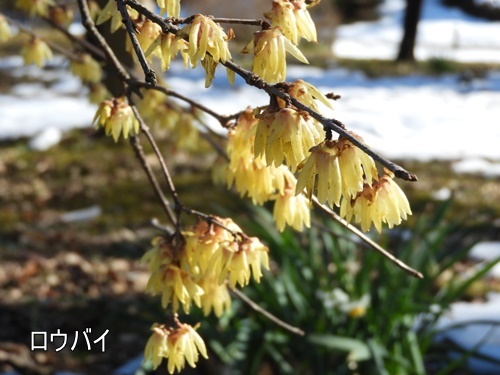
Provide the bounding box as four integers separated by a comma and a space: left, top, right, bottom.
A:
93, 97, 140, 142
144, 323, 208, 374
15, 0, 54, 17
0, 15, 11, 43
142, 217, 270, 372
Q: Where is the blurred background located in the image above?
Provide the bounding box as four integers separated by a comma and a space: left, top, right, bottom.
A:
1, 0, 500, 374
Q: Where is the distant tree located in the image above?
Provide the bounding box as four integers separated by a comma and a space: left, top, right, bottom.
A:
397, 0, 424, 61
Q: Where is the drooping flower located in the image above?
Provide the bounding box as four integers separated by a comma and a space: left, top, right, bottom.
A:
70, 53, 102, 83
287, 79, 333, 112
295, 140, 342, 207
88, 83, 111, 105
93, 97, 140, 142
197, 273, 232, 317
340, 172, 412, 232
144, 322, 208, 374
273, 168, 311, 232
264, 0, 317, 45
126, 18, 162, 57
254, 106, 322, 172
0, 15, 12, 43
241, 27, 308, 83
178, 14, 232, 64
156, 0, 181, 17
96, 0, 123, 33
49, 5, 74, 27
150, 32, 190, 71
337, 133, 378, 198
21, 38, 53, 67
15, 0, 54, 17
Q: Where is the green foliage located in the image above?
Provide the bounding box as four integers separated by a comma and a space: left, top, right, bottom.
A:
198, 199, 499, 374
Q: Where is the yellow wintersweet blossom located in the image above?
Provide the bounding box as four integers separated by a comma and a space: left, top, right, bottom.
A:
0, 15, 12, 43
157, 0, 181, 17
273, 168, 311, 232
93, 97, 140, 142
254, 107, 322, 172
144, 323, 208, 374
287, 79, 333, 112
88, 84, 111, 105
226, 109, 286, 204
241, 27, 308, 83
148, 33, 190, 71
178, 14, 232, 64
264, 0, 317, 45
96, 0, 123, 33
136, 89, 179, 129
21, 38, 53, 67
70, 53, 102, 83
197, 273, 232, 317
296, 140, 342, 207
340, 172, 412, 232
337, 134, 378, 198
126, 18, 162, 57
15, 0, 54, 17
49, 5, 74, 27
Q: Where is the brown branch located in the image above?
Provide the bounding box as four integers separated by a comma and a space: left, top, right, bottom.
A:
129, 135, 177, 226
175, 16, 271, 29
231, 288, 305, 336
124, 0, 178, 34
312, 197, 424, 279
182, 207, 244, 239
116, 0, 157, 85
76, 0, 130, 82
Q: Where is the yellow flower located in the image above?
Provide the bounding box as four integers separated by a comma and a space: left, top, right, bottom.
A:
15, 0, 54, 17
287, 79, 333, 112
340, 173, 412, 232
144, 322, 208, 374
0, 15, 12, 43
154, 33, 191, 71
96, 0, 123, 33
337, 134, 378, 198
21, 38, 53, 67
264, 0, 317, 45
166, 323, 208, 374
273, 168, 311, 232
198, 273, 232, 317
127, 19, 162, 58
211, 236, 270, 289
255, 107, 322, 172
296, 140, 342, 207
70, 53, 102, 83
241, 27, 308, 83
136, 89, 179, 129
157, 0, 181, 17
178, 14, 232, 64
93, 97, 140, 142
144, 324, 168, 369
88, 83, 111, 105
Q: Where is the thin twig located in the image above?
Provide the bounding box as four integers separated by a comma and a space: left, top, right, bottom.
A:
129, 105, 182, 214
174, 16, 271, 29
231, 288, 305, 336
129, 135, 177, 226
182, 207, 244, 238
116, 0, 157, 85
76, 0, 130, 82
124, 0, 178, 34
312, 197, 424, 279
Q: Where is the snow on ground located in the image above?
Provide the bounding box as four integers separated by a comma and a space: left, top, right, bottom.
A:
333, 0, 500, 63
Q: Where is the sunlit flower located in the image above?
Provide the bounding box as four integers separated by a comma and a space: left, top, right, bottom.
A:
96, 0, 122, 33
0, 15, 12, 43
178, 14, 232, 64
149, 32, 190, 71
198, 273, 232, 317
264, 0, 317, 44
211, 236, 270, 289
340, 172, 412, 232
70, 53, 102, 83
21, 38, 53, 67
15, 0, 54, 17
93, 97, 140, 142
156, 0, 181, 17
296, 140, 342, 207
337, 133, 378, 198
144, 322, 208, 374
127, 18, 162, 57
255, 107, 322, 172
165, 323, 208, 374
273, 168, 311, 232
287, 79, 333, 112
144, 324, 168, 369
241, 27, 308, 83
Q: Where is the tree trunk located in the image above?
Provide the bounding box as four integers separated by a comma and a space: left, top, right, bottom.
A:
397, 0, 424, 61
